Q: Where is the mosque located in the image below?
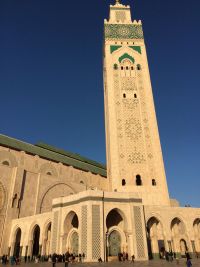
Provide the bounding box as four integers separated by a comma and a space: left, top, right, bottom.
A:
0, 0, 200, 262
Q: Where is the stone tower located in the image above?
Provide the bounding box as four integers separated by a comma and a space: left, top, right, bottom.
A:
103, 0, 170, 206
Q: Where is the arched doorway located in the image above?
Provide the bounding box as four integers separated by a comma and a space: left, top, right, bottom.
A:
32, 225, 40, 257
171, 218, 187, 257
147, 217, 165, 259
106, 208, 127, 259
64, 211, 79, 254
180, 239, 187, 255
14, 228, 21, 257
108, 230, 121, 256
70, 232, 79, 255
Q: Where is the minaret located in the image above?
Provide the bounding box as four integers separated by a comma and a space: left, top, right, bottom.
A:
103, 1, 170, 206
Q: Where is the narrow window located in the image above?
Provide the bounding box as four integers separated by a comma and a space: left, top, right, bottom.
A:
136, 175, 142, 186
152, 179, 156, 186
134, 94, 137, 98
114, 64, 118, 70
126, 66, 129, 70
122, 179, 126, 186
123, 93, 126, 98
131, 66, 134, 70
137, 64, 141, 70
121, 66, 124, 70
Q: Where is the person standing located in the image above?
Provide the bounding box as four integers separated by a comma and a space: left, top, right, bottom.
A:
186, 258, 192, 267
131, 255, 135, 263
52, 253, 56, 267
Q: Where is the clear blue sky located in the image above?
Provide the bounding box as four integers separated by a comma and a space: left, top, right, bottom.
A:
0, 0, 199, 207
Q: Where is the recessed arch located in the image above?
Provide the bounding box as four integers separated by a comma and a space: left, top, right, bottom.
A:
32, 225, 40, 257
0, 151, 18, 167
13, 228, 22, 257
147, 217, 165, 259
106, 208, 127, 232
40, 183, 75, 213
2, 160, 10, 166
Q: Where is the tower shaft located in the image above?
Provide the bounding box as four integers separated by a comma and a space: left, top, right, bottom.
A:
103, 2, 170, 206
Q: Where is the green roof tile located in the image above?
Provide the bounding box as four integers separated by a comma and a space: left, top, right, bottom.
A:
0, 134, 107, 177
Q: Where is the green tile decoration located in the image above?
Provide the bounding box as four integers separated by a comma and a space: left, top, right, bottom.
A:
110, 45, 122, 53
119, 53, 135, 63
105, 24, 143, 40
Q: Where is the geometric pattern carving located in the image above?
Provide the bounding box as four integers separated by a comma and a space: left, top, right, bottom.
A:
124, 118, 142, 140
115, 11, 126, 23
113, 71, 146, 165
92, 205, 101, 259
105, 24, 143, 39
134, 206, 145, 258
81, 206, 88, 257
51, 211, 59, 253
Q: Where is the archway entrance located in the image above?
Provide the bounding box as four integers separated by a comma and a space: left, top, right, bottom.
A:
32, 225, 40, 257
180, 239, 187, 256
147, 217, 165, 259
70, 232, 79, 255
106, 208, 127, 260
14, 228, 21, 257
64, 211, 79, 254
108, 230, 121, 256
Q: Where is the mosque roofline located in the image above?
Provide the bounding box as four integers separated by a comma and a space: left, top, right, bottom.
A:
0, 134, 107, 177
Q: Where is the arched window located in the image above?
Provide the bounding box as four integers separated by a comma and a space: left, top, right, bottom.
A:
2, 161, 9, 166
134, 93, 137, 98
80, 181, 84, 185
122, 179, 126, 186
136, 175, 142, 186
46, 172, 52, 176
131, 66, 134, 70
137, 64, 141, 70
152, 179, 156, 186
121, 66, 124, 70
126, 66, 129, 70
123, 93, 126, 98
114, 64, 118, 70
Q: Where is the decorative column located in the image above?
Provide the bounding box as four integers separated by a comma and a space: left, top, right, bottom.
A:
27, 240, 33, 257
10, 242, 15, 257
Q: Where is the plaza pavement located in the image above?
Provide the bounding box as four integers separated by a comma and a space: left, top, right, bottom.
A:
2, 259, 200, 267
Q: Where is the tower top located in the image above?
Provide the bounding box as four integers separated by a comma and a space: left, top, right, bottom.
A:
115, 0, 121, 4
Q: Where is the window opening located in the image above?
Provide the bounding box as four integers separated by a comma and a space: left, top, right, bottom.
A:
134, 94, 137, 98
2, 161, 9, 166
121, 66, 124, 70
126, 66, 129, 70
137, 64, 141, 70
122, 179, 126, 186
114, 64, 118, 70
131, 66, 134, 70
136, 175, 142, 186
46, 172, 52, 176
152, 179, 156, 186
123, 93, 126, 98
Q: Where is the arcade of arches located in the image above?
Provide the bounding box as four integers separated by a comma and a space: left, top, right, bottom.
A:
147, 216, 200, 259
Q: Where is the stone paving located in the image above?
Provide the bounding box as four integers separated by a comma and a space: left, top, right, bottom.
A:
2, 259, 200, 267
